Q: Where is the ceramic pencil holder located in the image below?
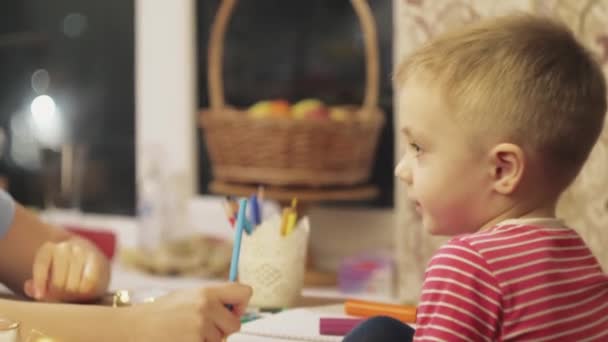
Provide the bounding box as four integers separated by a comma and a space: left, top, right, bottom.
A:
238, 215, 310, 308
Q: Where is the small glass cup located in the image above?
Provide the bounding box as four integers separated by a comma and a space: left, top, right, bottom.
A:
0, 317, 19, 342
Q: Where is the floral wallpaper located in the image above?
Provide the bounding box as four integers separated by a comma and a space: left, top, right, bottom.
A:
394, 0, 608, 303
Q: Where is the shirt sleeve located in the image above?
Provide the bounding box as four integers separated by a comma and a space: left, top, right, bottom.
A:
0, 189, 15, 239
414, 238, 502, 342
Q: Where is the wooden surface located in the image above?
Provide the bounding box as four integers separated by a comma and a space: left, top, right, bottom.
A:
210, 181, 379, 203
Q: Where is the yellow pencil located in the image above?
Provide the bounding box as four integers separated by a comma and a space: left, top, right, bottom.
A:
291, 198, 298, 211
285, 211, 297, 235
284, 198, 299, 235
280, 208, 290, 236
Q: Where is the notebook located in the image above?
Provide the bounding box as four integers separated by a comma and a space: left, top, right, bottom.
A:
228, 305, 350, 342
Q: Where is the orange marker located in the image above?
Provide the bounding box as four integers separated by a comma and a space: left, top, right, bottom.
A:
345, 299, 417, 324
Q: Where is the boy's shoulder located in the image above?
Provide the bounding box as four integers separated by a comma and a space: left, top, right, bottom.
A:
426, 236, 502, 289
432, 221, 584, 266
428, 235, 488, 268
458, 220, 578, 246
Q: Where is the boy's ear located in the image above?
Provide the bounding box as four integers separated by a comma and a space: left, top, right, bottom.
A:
488, 143, 525, 195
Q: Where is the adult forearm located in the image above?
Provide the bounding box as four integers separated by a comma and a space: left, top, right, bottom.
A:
0, 298, 131, 341
0, 204, 70, 293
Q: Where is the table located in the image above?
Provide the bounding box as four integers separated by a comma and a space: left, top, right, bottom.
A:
37, 210, 394, 304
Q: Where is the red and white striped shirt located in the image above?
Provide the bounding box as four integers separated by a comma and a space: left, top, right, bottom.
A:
414, 218, 608, 341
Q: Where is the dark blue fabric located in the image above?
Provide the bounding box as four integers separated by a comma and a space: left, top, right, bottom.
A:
343, 316, 415, 342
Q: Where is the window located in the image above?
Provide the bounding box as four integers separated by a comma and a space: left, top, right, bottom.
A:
196, 0, 394, 207
0, 0, 135, 214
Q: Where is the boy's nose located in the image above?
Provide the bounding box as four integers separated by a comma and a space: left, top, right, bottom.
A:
394, 158, 412, 185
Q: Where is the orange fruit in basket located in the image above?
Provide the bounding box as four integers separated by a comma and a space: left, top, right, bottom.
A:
270, 100, 290, 118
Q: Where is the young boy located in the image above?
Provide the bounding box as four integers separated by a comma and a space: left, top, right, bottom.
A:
347, 14, 608, 341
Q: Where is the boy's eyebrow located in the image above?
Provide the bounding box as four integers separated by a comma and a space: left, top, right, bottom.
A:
401, 127, 427, 144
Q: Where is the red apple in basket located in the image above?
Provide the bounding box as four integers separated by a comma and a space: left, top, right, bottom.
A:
291, 99, 327, 120
307, 106, 329, 120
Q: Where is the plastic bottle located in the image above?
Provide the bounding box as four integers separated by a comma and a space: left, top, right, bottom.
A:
137, 160, 166, 252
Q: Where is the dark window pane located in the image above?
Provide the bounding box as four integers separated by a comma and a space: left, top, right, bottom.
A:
0, 0, 135, 214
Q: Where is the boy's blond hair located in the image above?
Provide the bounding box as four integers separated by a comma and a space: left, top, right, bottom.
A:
396, 14, 607, 185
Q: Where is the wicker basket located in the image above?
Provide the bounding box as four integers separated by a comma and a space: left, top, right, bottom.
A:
200, 0, 384, 187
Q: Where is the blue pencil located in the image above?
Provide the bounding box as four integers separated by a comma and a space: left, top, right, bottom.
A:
229, 198, 248, 282
248, 195, 259, 226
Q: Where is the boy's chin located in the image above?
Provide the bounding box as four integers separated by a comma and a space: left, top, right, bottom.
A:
426, 226, 445, 236
422, 221, 440, 235
422, 219, 451, 236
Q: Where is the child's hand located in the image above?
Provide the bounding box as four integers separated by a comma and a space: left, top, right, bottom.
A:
23, 238, 110, 302
128, 283, 253, 342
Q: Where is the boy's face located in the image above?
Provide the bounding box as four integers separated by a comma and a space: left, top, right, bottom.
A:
395, 81, 494, 236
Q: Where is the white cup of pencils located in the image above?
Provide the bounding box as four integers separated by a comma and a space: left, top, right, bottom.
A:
238, 199, 309, 309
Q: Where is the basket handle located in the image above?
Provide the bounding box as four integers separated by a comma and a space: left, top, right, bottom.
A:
208, 0, 380, 115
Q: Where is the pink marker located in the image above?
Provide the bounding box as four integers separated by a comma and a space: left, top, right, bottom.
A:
319, 318, 365, 336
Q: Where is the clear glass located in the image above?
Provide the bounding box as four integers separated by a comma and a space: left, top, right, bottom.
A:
0, 317, 19, 342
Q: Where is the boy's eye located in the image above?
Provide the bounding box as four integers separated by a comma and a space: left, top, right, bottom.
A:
410, 143, 422, 153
